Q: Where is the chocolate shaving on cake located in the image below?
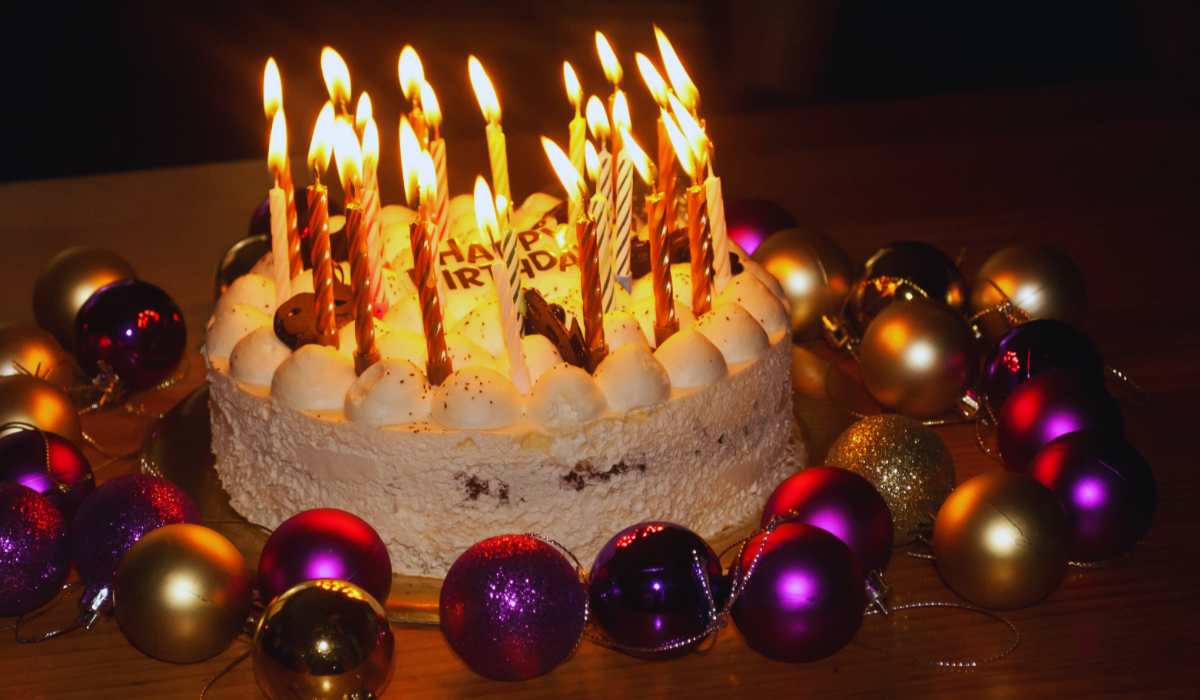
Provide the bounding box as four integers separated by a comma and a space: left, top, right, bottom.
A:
273, 280, 354, 350
523, 288, 586, 368
631, 229, 743, 281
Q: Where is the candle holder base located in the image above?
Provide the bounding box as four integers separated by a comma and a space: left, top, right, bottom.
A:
355, 350, 381, 376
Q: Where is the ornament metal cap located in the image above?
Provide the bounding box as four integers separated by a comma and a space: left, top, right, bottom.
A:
864, 570, 892, 616
822, 313, 858, 353
77, 583, 112, 629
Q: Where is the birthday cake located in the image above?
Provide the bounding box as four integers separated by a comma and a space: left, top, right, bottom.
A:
205, 193, 802, 577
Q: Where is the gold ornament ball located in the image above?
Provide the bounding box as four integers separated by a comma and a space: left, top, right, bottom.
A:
933, 471, 1071, 610
215, 234, 272, 301
0, 325, 74, 389
970, 242, 1087, 342
253, 579, 394, 700
826, 414, 956, 544
33, 246, 137, 349
858, 297, 980, 419
751, 227, 853, 340
0, 374, 82, 446
114, 523, 253, 664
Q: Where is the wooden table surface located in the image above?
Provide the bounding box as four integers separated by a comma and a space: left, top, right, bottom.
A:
1, 79, 1198, 699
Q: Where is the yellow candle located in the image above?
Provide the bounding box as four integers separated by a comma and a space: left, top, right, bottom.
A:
469, 56, 509, 202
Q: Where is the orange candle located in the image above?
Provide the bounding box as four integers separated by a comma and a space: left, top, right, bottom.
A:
307, 102, 336, 347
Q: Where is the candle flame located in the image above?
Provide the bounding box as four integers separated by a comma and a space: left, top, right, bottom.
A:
321, 47, 351, 107
421, 81, 442, 129
595, 32, 623, 86
355, 92, 372, 132
268, 111, 287, 179
586, 96, 610, 142
669, 93, 709, 170
263, 58, 282, 119
635, 53, 670, 109
333, 119, 363, 194
420, 152, 437, 199
564, 62, 582, 109
612, 91, 631, 131
620, 126, 654, 187
496, 194, 509, 219
398, 46, 424, 102
585, 141, 599, 183
655, 26, 698, 111
468, 55, 501, 123
542, 136, 586, 203
362, 118, 379, 173
308, 101, 335, 177
399, 115, 421, 207
474, 176, 499, 246
662, 109, 695, 179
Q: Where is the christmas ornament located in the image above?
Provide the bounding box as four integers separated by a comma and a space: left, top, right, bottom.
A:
731, 522, 865, 663
933, 471, 1070, 610
0, 428, 93, 523
0, 374, 83, 446
0, 325, 73, 389
215, 234, 272, 301
439, 534, 587, 681
858, 297, 980, 418
253, 579, 394, 700
970, 242, 1087, 342
589, 522, 725, 659
750, 227, 853, 339
1028, 431, 1156, 562
845, 240, 965, 336
75, 279, 187, 390
72, 474, 201, 625
826, 414, 956, 544
33, 246, 137, 349
997, 369, 1124, 472
724, 198, 797, 255
760, 466, 893, 576
114, 524, 252, 663
0, 483, 72, 617
257, 508, 392, 606
982, 319, 1104, 411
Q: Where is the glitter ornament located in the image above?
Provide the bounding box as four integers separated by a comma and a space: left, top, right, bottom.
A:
439, 534, 587, 681
589, 522, 725, 659
0, 428, 93, 524
257, 508, 392, 606
826, 414, 956, 544
997, 369, 1124, 473
982, 319, 1104, 411
75, 280, 187, 390
0, 483, 72, 617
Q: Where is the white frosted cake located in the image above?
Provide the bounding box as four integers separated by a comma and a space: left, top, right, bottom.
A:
206, 195, 803, 576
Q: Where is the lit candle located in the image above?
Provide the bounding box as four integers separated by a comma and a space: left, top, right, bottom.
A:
399, 46, 428, 146
663, 113, 713, 316
423, 80, 450, 246
321, 47, 352, 116
475, 177, 531, 393
610, 92, 634, 293
307, 102, 337, 347
585, 97, 614, 309
585, 141, 615, 312
655, 26, 700, 116
405, 147, 452, 385
670, 94, 730, 291
626, 137, 677, 346
635, 53, 678, 231
359, 115, 388, 317
267, 112, 291, 308
564, 62, 586, 225
469, 56, 509, 202
334, 120, 378, 375
263, 58, 301, 278
401, 115, 445, 311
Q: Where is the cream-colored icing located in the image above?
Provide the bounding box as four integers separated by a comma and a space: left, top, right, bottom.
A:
716, 272, 791, 336
207, 304, 271, 359
431, 367, 523, 430
345, 359, 432, 426
654, 328, 729, 389
693, 303, 770, 364
627, 296, 697, 349
603, 310, 650, 351
271, 345, 357, 411
522, 334, 562, 384
213, 274, 275, 320
526, 363, 608, 427
593, 344, 671, 411
229, 326, 291, 386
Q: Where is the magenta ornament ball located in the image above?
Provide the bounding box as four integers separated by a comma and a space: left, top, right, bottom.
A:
75, 279, 187, 390
256, 508, 392, 606
731, 522, 865, 663
439, 534, 587, 681
997, 370, 1124, 473
761, 467, 893, 577
0, 483, 72, 617
981, 319, 1104, 411
0, 428, 94, 524
1028, 431, 1155, 562
726, 198, 797, 255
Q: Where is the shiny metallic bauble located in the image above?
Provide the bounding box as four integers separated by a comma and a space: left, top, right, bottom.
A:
970, 242, 1087, 342
858, 298, 980, 419
253, 579, 394, 700
215, 234, 272, 301
0, 325, 74, 389
114, 523, 253, 663
751, 227, 853, 339
33, 247, 137, 349
933, 471, 1071, 610
846, 241, 966, 335
0, 374, 82, 446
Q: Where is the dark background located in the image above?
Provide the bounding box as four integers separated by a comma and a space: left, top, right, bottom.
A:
5, 0, 1197, 184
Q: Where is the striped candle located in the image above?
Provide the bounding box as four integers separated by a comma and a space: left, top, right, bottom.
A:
278, 155, 303, 277
346, 202, 379, 375
308, 183, 337, 347
705, 175, 731, 292
613, 149, 633, 292
268, 186, 291, 308
410, 217, 451, 385
430, 138, 449, 244
686, 184, 714, 316
590, 194, 615, 312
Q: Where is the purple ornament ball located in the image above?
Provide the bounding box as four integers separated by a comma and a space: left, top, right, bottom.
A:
731, 522, 865, 663
257, 508, 392, 606
761, 467, 893, 577
0, 483, 72, 617
249, 186, 344, 239
726, 198, 797, 255
439, 534, 587, 681
589, 522, 725, 660
75, 280, 187, 390
1028, 431, 1155, 562
0, 428, 94, 523
983, 320, 1104, 411
72, 474, 200, 587
997, 369, 1124, 472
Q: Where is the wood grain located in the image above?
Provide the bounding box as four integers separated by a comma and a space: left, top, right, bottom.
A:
1, 79, 1198, 698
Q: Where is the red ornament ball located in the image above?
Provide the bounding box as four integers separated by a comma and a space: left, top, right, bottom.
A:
0, 428, 93, 523
257, 508, 391, 606
75, 279, 187, 390
997, 369, 1123, 472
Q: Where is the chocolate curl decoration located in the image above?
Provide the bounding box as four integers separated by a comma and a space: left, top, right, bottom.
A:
687, 184, 714, 316
576, 216, 609, 372
308, 184, 337, 347
346, 203, 379, 375
411, 219, 452, 384
645, 192, 679, 346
